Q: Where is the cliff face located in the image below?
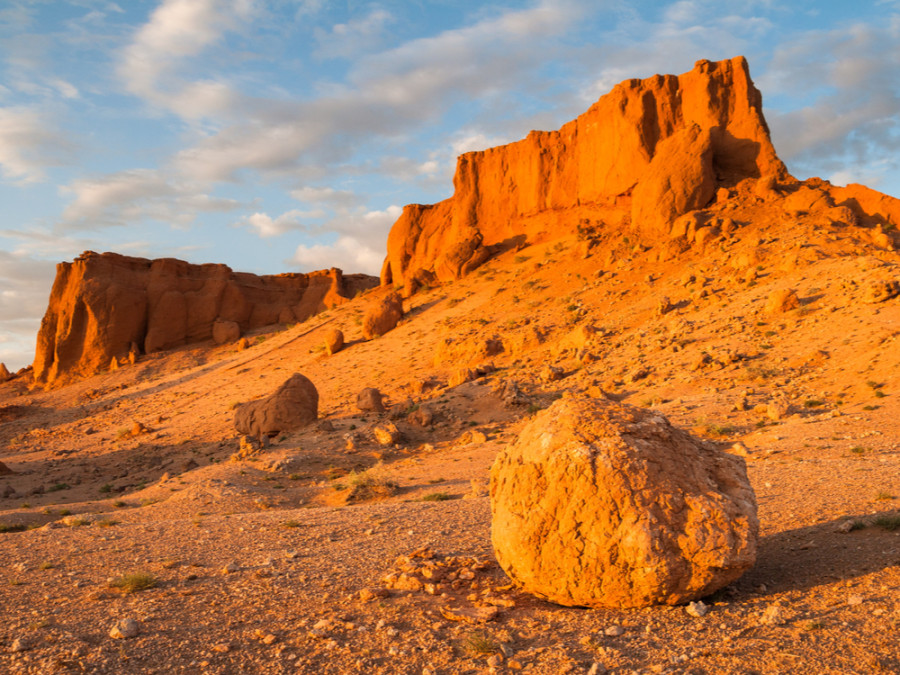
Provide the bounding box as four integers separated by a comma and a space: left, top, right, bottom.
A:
382, 56, 789, 292
33, 252, 378, 386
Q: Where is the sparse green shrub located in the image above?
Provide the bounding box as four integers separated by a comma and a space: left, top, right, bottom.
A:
109, 572, 158, 593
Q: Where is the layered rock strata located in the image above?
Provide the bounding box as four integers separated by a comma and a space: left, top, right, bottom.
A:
34, 251, 377, 386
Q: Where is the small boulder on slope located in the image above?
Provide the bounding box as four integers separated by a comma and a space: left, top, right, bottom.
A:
234, 373, 318, 438
362, 292, 404, 340
490, 394, 758, 609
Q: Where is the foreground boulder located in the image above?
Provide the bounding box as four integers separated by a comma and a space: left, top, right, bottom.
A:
234, 373, 318, 438
490, 395, 758, 609
362, 292, 404, 339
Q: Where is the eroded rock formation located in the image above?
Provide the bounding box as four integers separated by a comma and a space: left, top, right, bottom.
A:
34, 252, 377, 386
382, 56, 788, 293
382, 56, 900, 295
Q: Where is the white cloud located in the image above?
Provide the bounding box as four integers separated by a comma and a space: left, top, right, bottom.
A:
290, 186, 364, 208
118, 0, 254, 120
172, 0, 585, 181
0, 250, 58, 370
290, 234, 385, 275
60, 169, 242, 228
314, 8, 393, 60
0, 106, 72, 183
245, 208, 325, 237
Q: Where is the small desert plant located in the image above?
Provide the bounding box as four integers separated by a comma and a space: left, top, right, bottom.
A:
421, 492, 452, 502
99, 483, 113, 494
873, 513, 900, 531
38, 561, 54, 570
874, 491, 896, 501
96, 518, 119, 528
513, 255, 530, 264
464, 632, 500, 656
343, 465, 398, 502
112, 500, 127, 508
282, 520, 302, 529
47, 482, 70, 492
109, 572, 158, 593
847, 520, 867, 532
803, 399, 825, 408
850, 446, 866, 455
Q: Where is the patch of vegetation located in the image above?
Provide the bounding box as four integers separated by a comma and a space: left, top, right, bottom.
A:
109, 572, 158, 594
99, 483, 113, 494
420, 492, 452, 502
64, 517, 90, 527
0, 524, 27, 533
847, 520, 867, 532
112, 500, 127, 508
343, 465, 398, 502
513, 255, 530, 264
803, 399, 825, 408
873, 513, 900, 531
850, 446, 866, 455
39, 561, 55, 570
47, 482, 70, 492
804, 620, 826, 631
282, 520, 303, 529
874, 491, 896, 501
464, 632, 500, 657
96, 519, 119, 528
526, 403, 542, 415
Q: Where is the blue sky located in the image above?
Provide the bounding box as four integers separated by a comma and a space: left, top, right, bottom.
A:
1, 0, 899, 370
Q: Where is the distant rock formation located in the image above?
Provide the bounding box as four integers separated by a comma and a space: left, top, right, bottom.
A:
381, 56, 900, 294
34, 251, 378, 386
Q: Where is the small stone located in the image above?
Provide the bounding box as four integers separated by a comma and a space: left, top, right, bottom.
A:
686, 600, 709, 617
109, 618, 140, 639
10, 637, 31, 652
759, 603, 786, 626
487, 654, 503, 667
587, 663, 608, 675
212, 643, 231, 653
604, 625, 625, 637
222, 562, 239, 574
847, 595, 864, 606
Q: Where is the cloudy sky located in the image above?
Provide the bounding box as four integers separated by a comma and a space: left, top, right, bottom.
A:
1, 0, 899, 370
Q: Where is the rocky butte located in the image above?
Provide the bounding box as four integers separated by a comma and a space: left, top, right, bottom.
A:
33, 252, 378, 387
381, 55, 899, 294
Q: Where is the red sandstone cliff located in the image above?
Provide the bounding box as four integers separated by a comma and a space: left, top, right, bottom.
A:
382, 56, 790, 293
33, 252, 377, 386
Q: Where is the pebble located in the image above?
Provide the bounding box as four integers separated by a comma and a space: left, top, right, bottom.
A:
587, 663, 608, 675
487, 654, 503, 667
222, 562, 239, 574
847, 595, 864, 606
10, 638, 30, 652
686, 600, 709, 617
109, 618, 140, 639
604, 625, 625, 637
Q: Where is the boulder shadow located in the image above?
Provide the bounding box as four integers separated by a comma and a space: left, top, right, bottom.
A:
732, 510, 900, 598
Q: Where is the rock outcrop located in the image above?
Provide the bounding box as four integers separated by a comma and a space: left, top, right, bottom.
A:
34, 252, 378, 386
490, 395, 758, 609
382, 56, 788, 293
234, 373, 319, 438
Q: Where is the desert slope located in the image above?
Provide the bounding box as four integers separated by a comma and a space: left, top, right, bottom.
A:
0, 56, 899, 674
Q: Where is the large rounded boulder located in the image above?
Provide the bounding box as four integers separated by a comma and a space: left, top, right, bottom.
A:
362, 292, 403, 340
234, 373, 318, 438
490, 394, 758, 609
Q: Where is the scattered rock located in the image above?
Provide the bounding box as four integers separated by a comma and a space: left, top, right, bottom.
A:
490, 395, 758, 608
604, 625, 625, 637
759, 603, 787, 626
766, 398, 790, 421
439, 606, 499, 624
324, 328, 345, 355
863, 280, 900, 303
764, 288, 800, 314
10, 637, 31, 652
109, 618, 140, 639
0, 462, 15, 477
234, 373, 319, 438
373, 422, 403, 446
686, 600, 709, 617
357, 387, 385, 413
408, 405, 434, 427
362, 292, 404, 340
212, 319, 241, 345
0, 363, 11, 382
237, 337, 250, 351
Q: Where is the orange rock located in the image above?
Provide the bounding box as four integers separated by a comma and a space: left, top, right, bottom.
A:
233, 373, 319, 438
362, 291, 403, 340
324, 328, 344, 355
382, 56, 788, 291
212, 319, 241, 345
490, 395, 758, 608
764, 288, 800, 314
33, 252, 377, 387
0, 363, 10, 382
